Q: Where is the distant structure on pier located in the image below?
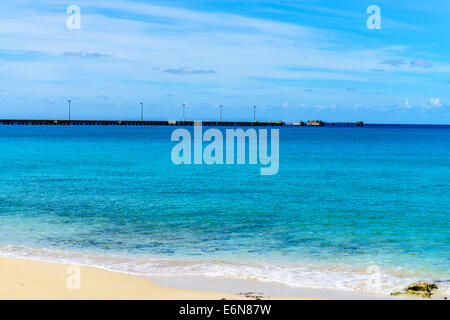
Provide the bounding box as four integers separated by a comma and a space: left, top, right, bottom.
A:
307, 120, 325, 126
290, 121, 306, 126
330, 121, 364, 127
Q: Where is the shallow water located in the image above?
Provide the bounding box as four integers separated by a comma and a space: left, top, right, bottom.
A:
0, 125, 449, 294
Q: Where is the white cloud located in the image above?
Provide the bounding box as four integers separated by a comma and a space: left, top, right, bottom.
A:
404, 98, 411, 109
0, 0, 433, 83
429, 97, 442, 107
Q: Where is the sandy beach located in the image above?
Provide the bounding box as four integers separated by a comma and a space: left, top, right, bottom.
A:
0, 256, 245, 300
1, 256, 431, 300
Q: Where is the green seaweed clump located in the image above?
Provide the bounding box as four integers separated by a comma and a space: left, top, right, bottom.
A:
391, 282, 438, 298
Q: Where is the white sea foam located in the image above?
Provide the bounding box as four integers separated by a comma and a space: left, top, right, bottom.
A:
0, 243, 448, 296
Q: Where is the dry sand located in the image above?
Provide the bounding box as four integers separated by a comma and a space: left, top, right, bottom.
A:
0, 256, 242, 300
1, 256, 424, 300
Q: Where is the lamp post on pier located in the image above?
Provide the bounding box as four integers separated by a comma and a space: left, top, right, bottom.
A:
68, 100, 71, 121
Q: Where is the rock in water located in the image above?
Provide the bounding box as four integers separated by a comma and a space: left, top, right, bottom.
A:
391, 282, 438, 298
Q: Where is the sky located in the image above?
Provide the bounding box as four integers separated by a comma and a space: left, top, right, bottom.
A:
0, 0, 449, 124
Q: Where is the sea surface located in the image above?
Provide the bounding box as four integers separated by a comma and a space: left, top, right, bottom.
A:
0, 124, 449, 295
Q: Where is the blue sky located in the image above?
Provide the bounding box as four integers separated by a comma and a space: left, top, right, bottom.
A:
0, 0, 449, 124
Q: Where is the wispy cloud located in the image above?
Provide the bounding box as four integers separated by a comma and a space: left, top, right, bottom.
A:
429, 97, 442, 107
380, 59, 407, 66
164, 67, 216, 75
410, 59, 432, 68
62, 52, 113, 59
397, 97, 446, 110
380, 58, 434, 69
404, 98, 411, 109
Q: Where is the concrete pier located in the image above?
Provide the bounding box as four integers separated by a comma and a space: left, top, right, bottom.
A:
0, 119, 363, 127
330, 121, 364, 127
0, 119, 285, 126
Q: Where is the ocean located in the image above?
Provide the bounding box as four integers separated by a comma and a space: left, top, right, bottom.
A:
0, 124, 449, 295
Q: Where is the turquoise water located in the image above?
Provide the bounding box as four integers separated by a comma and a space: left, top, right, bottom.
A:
0, 125, 449, 294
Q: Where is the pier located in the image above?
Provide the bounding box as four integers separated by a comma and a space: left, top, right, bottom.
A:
0, 119, 285, 126
0, 119, 363, 127
330, 121, 364, 127
288, 121, 363, 127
